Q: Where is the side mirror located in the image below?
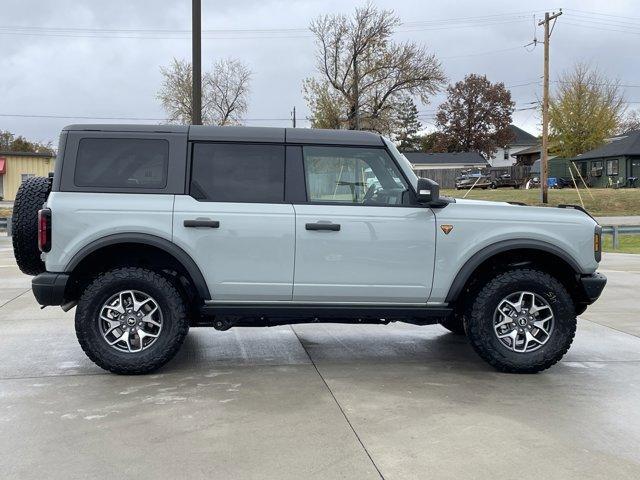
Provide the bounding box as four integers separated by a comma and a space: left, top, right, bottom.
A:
416, 177, 440, 204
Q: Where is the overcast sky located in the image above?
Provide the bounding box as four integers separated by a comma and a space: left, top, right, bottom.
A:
1, 0, 639, 145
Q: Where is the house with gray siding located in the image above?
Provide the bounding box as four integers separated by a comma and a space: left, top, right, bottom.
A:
571, 130, 640, 188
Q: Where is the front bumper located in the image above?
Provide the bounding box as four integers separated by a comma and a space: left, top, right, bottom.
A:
579, 272, 607, 304
32, 272, 69, 306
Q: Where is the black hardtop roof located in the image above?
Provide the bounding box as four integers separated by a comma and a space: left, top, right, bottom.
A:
63, 124, 384, 146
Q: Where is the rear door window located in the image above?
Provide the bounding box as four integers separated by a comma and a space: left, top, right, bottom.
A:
74, 138, 169, 188
190, 143, 285, 203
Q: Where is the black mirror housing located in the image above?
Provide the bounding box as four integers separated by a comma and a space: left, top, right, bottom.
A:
416, 178, 440, 204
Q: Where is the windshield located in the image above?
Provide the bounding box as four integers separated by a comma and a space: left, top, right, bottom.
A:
382, 137, 418, 190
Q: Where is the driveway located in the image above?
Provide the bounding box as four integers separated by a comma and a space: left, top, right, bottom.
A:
0, 236, 639, 479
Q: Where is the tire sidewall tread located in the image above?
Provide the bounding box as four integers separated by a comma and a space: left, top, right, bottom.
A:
466, 268, 576, 373
12, 176, 51, 275
75, 267, 189, 375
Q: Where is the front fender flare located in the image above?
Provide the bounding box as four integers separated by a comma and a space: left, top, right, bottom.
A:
444, 239, 585, 303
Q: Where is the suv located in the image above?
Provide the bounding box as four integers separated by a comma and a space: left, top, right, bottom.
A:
12, 125, 606, 375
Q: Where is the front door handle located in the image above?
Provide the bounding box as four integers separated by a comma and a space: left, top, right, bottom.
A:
305, 222, 340, 231
184, 219, 220, 228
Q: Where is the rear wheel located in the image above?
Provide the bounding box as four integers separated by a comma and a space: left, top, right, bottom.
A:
75, 267, 189, 374
466, 269, 576, 373
12, 176, 51, 275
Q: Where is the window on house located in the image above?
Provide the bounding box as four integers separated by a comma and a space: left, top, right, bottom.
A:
503, 149, 510, 160
579, 162, 588, 178
21, 173, 35, 183
607, 159, 619, 176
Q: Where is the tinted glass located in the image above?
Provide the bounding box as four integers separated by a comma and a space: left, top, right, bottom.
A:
303, 146, 409, 205
75, 138, 168, 188
191, 143, 285, 202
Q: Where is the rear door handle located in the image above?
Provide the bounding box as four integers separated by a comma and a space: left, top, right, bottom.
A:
184, 219, 220, 228
305, 222, 340, 231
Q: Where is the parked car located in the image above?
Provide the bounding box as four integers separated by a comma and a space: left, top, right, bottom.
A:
455, 173, 491, 190
490, 173, 521, 189
12, 124, 606, 375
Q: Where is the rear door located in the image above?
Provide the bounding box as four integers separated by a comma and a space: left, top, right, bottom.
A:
172, 142, 295, 301
292, 145, 436, 304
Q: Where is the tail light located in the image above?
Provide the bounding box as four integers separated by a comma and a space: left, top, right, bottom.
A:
38, 208, 52, 252
594, 225, 602, 262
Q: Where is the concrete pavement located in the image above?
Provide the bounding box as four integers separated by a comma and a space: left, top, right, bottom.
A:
1, 237, 639, 479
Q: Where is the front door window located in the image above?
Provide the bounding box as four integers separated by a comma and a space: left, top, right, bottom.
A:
303, 147, 409, 206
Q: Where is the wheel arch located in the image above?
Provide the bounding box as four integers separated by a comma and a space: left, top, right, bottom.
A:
65, 233, 211, 301
445, 239, 585, 305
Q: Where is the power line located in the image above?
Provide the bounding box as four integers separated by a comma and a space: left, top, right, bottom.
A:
0, 10, 550, 40
0, 113, 304, 122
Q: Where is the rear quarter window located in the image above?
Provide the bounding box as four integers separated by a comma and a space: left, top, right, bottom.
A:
74, 138, 169, 188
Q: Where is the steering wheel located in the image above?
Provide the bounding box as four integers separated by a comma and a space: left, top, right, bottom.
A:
363, 184, 378, 202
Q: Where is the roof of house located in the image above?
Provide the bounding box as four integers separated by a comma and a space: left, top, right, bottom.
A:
62, 124, 385, 146
508, 125, 538, 146
572, 130, 640, 161
403, 151, 488, 165
0, 150, 55, 158
513, 144, 542, 156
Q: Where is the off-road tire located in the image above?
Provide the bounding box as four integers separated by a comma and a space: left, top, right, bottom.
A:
440, 315, 466, 335
75, 267, 189, 374
466, 268, 576, 373
12, 176, 51, 275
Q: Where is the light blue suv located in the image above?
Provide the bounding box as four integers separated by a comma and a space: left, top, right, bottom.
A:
11, 125, 606, 374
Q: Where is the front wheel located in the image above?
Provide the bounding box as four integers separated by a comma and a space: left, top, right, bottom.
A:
466, 269, 576, 373
75, 267, 189, 374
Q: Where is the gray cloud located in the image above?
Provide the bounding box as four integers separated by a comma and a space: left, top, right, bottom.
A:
1, 0, 638, 144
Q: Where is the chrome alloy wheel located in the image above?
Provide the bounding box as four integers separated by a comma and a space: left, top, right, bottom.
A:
493, 291, 554, 353
98, 290, 163, 353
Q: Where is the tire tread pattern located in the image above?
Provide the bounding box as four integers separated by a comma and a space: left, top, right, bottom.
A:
75, 267, 189, 375
466, 268, 576, 373
11, 176, 51, 275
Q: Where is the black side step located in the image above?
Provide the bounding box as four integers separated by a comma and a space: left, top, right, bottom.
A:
196, 304, 452, 328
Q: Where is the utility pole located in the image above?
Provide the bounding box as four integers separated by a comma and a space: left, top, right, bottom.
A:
291, 106, 296, 128
538, 9, 562, 203
353, 52, 360, 130
191, 0, 202, 125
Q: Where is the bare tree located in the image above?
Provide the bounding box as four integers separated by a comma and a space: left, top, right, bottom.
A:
618, 109, 640, 134
549, 63, 626, 157
157, 57, 252, 125
205, 58, 252, 126
305, 2, 445, 134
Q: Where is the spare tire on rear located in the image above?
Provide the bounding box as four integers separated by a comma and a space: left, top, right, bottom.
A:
12, 176, 51, 275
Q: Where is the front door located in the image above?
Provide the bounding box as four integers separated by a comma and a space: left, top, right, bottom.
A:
173, 142, 295, 302
293, 146, 436, 304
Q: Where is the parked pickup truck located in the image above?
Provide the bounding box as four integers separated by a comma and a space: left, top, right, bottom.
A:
12, 125, 606, 374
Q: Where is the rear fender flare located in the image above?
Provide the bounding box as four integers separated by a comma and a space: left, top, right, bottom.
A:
65, 233, 211, 300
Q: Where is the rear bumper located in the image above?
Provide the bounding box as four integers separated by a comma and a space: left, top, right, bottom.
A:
579, 272, 607, 304
32, 272, 69, 306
